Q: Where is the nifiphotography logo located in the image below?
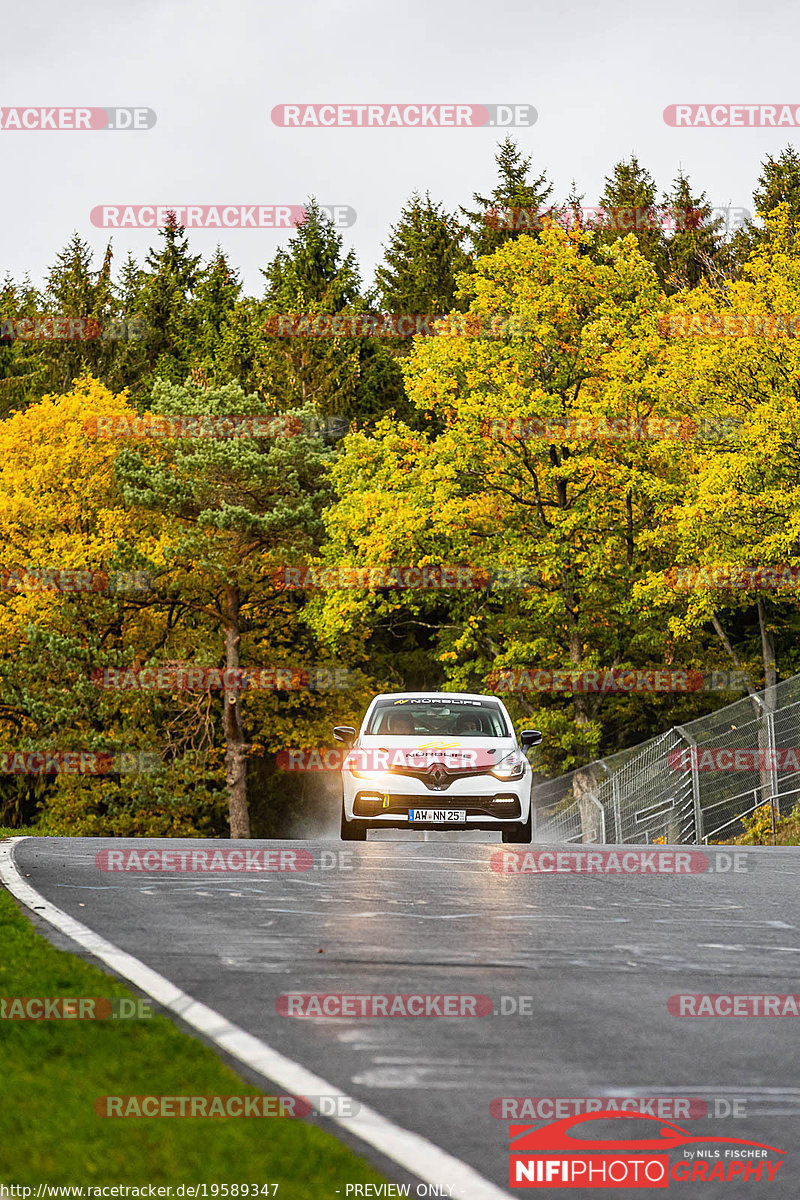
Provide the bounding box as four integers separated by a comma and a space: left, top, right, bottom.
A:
508, 1111, 784, 1188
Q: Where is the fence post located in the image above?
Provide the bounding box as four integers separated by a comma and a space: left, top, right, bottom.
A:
766, 707, 779, 828
611, 774, 622, 843
574, 762, 606, 843
589, 791, 606, 843
675, 725, 702, 843
766, 709, 778, 792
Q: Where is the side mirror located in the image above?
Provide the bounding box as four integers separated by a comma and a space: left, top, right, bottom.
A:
333, 725, 357, 747
520, 729, 542, 749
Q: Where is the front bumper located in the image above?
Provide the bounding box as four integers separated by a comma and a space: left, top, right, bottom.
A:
353, 793, 522, 821
342, 771, 530, 829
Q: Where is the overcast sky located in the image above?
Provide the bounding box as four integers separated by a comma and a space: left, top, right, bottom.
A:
2, 0, 799, 297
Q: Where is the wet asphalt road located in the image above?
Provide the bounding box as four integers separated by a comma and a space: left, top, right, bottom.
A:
7, 836, 800, 1197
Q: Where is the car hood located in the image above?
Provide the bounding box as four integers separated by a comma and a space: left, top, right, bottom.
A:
356, 735, 516, 752
351, 736, 519, 771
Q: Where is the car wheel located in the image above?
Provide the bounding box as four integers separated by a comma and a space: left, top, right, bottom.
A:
502, 808, 532, 844
340, 805, 367, 841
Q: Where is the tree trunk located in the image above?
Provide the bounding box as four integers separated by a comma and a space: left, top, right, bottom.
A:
564, 581, 589, 726
757, 597, 777, 693
224, 583, 250, 838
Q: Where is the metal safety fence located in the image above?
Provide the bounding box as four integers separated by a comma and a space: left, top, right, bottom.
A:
531, 675, 800, 845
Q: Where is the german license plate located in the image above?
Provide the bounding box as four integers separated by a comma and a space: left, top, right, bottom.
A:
408, 809, 466, 823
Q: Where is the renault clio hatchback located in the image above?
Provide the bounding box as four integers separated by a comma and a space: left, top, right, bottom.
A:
336, 692, 541, 841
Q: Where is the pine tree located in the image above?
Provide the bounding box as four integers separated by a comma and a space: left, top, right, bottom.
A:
461, 137, 555, 259
753, 146, 800, 219
108, 252, 151, 400
374, 192, 470, 313
658, 171, 725, 291
263, 199, 361, 310
257, 201, 408, 423
38, 234, 120, 393
114, 379, 334, 837
730, 145, 800, 264
45, 233, 114, 316
137, 214, 202, 385
595, 156, 664, 266
0, 273, 45, 415
189, 248, 242, 383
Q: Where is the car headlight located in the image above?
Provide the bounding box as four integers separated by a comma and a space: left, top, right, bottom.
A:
490, 751, 527, 781
345, 752, 381, 780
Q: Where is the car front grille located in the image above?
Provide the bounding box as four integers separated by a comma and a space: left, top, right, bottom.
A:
386, 765, 492, 791
353, 793, 521, 819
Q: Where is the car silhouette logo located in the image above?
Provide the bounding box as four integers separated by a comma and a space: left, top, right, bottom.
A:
509, 1111, 784, 1154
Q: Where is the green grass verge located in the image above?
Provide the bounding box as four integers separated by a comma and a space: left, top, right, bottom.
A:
0, 885, 387, 1191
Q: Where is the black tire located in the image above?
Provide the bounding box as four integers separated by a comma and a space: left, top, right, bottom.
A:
340, 805, 367, 841
502, 807, 532, 844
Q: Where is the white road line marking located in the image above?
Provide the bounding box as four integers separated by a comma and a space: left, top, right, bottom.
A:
0, 838, 510, 1199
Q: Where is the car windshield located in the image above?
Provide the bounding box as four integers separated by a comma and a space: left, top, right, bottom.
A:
366, 698, 509, 738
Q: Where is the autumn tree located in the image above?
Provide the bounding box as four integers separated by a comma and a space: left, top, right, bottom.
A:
0, 378, 219, 834
114, 378, 335, 837
312, 229, 723, 768
639, 206, 800, 690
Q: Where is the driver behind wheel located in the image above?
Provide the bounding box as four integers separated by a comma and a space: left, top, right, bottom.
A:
455, 713, 482, 736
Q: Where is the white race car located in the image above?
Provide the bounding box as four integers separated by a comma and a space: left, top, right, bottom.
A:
336, 691, 541, 842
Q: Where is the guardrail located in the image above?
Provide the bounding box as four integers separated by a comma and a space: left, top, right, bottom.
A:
531, 676, 800, 845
